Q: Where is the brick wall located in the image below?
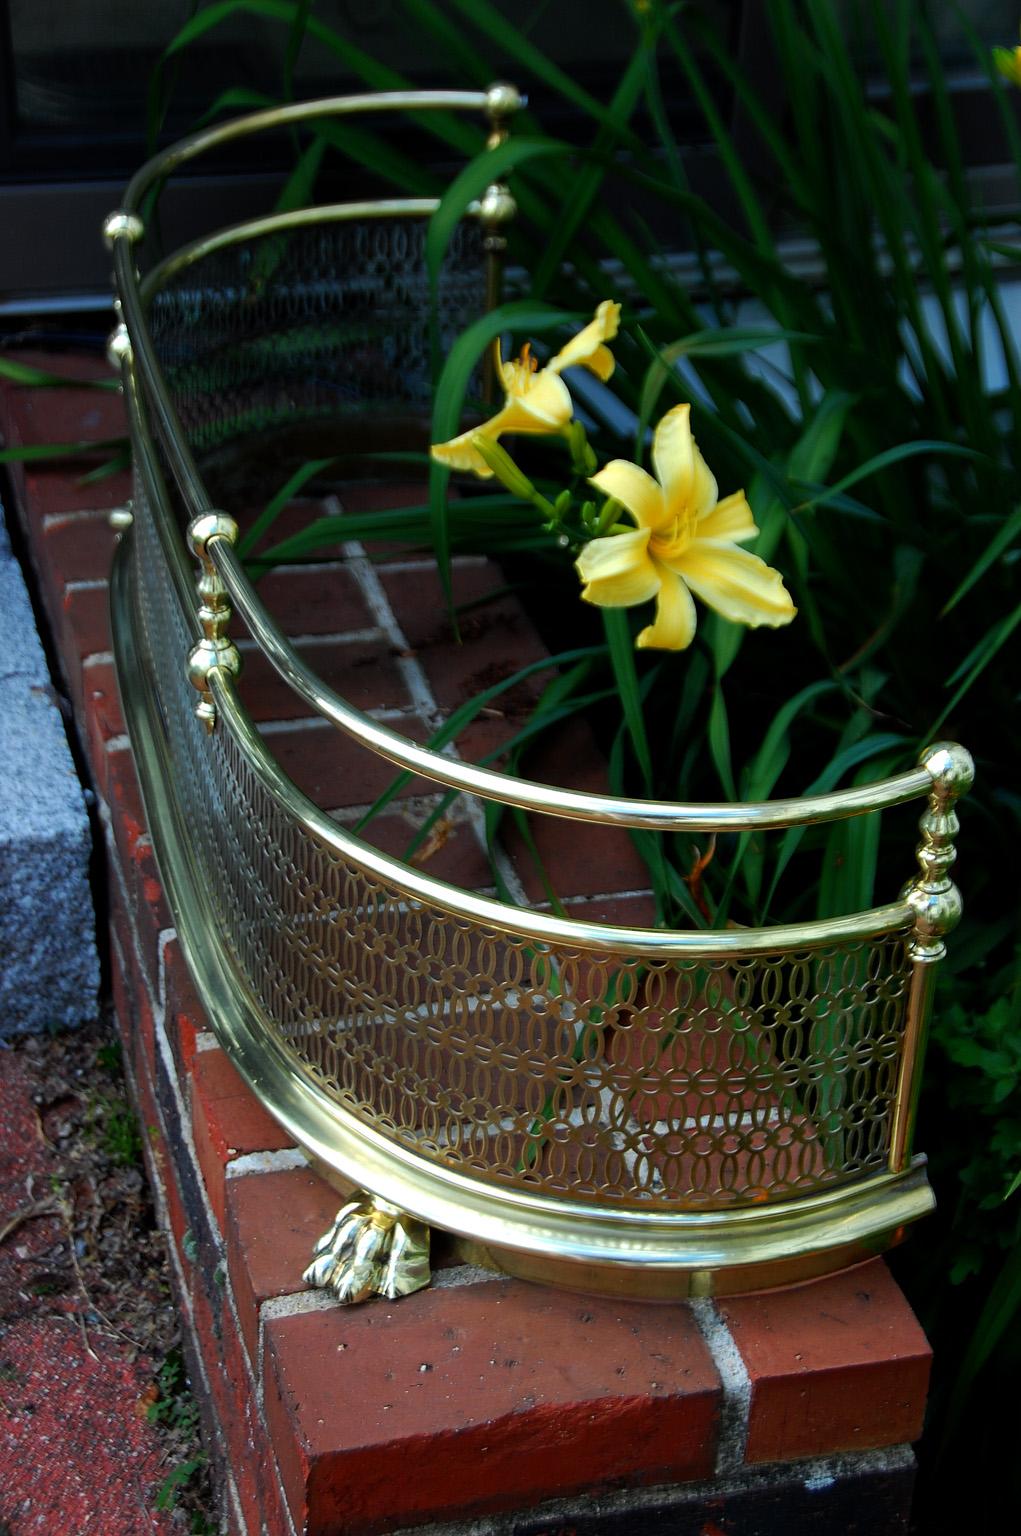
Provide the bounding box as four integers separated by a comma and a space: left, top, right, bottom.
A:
1, 360, 931, 1536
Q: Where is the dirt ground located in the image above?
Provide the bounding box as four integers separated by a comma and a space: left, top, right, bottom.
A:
0, 1010, 215, 1534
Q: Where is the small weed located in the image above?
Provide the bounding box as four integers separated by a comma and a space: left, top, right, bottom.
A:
101, 1101, 144, 1168
95, 1040, 123, 1073
154, 1456, 207, 1513
148, 1350, 211, 1527
147, 1351, 198, 1433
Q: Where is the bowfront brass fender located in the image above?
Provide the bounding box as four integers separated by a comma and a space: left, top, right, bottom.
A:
106, 92, 973, 1302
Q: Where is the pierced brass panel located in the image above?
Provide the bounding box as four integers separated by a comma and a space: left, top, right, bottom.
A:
131, 482, 911, 1211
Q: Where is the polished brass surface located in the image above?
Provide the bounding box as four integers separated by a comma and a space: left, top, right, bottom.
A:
102, 210, 144, 248
108, 91, 972, 1300
304, 1193, 431, 1305
186, 514, 241, 732
888, 743, 973, 1171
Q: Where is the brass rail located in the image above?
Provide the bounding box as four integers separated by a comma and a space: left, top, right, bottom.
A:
209, 532, 934, 833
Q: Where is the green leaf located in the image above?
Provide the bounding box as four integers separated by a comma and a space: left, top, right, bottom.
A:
762, 733, 910, 914
195, 87, 275, 126
443, 0, 646, 147
601, 609, 653, 793
707, 685, 736, 799
162, 0, 293, 58
530, 36, 651, 298
788, 391, 856, 484
238, 457, 335, 558
0, 438, 126, 463
793, 440, 985, 513
0, 358, 118, 390
312, 117, 440, 197
929, 600, 1021, 737
425, 136, 565, 297
635, 327, 818, 455
942, 504, 1021, 615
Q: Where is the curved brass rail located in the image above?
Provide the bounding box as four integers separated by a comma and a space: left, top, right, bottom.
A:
210, 531, 934, 832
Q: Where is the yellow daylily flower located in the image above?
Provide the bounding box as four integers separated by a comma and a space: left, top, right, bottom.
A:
576, 403, 796, 651
994, 42, 1021, 86
431, 300, 621, 478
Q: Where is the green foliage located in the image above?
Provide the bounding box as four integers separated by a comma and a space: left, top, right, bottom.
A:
148, 1351, 212, 1529
86, 1042, 145, 1168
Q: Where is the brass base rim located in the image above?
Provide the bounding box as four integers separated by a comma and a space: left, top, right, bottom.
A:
305, 1152, 930, 1299
112, 537, 935, 1299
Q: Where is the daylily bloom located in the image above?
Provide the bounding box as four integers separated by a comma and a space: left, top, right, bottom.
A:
575, 404, 796, 651
431, 300, 621, 478
994, 42, 1021, 86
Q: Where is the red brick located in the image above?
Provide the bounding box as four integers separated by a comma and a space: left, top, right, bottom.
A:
191, 1254, 292, 1536
22, 463, 134, 519
109, 895, 157, 1074
35, 510, 116, 608
380, 557, 548, 713
352, 806, 493, 890
237, 635, 411, 721
81, 658, 126, 797
264, 1281, 721, 1535
256, 564, 373, 636
163, 935, 210, 1086
267, 711, 433, 812
3, 374, 126, 447
58, 582, 112, 698
720, 1259, 932, 1463
110, 929, 191, 1260
104, 747, 171, 995
225, 1167, 346, 1365
191, 1049, 296, 1229
239, 481, 429, 565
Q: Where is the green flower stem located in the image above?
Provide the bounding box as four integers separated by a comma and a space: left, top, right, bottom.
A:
565, 420, 599, 476
470, 435, 559, 520
594, 496, 624, 536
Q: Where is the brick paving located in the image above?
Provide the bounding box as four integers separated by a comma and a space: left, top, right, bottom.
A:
0, 1047, 178, 1535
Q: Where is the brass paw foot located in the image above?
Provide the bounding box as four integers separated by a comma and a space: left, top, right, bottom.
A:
303, 1192, 431, 1305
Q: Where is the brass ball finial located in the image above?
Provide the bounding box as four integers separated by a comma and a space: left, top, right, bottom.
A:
919, 741, 975, 801
478, 183, 517, 226
485, 82, 523, 120
188, 512, 239, 561
102, 211, 145, 249
106, 324, 132, 369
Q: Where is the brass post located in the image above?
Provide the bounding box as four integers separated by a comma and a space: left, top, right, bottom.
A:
186, 513, 242, 732
889, 742, 974, 1170
480, 82, 522, 403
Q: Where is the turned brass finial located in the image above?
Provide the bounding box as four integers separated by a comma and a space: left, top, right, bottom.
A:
905, 741, 974, 962
484, 81, 523, 147
186, 513, 241, 732
102, 211, 145, 249
106, 323, 132, 370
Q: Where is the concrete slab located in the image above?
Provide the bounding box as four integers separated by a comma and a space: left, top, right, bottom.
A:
0, 498, 98, 1034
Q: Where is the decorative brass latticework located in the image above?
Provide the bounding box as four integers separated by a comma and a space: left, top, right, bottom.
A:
107, 92, 972, 1302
